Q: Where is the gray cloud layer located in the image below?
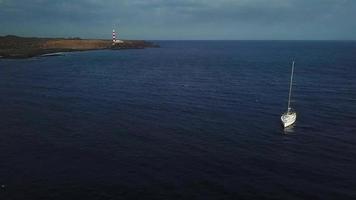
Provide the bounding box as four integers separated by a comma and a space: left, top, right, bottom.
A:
0, 0, 355, 39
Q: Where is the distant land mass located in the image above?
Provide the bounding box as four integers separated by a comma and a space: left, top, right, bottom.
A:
0, 35, 159, 59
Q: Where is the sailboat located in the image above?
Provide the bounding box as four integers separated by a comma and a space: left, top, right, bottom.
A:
281, 61, 297, 128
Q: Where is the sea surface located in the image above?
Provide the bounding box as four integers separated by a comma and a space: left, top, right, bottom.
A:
0, 41, 356, 199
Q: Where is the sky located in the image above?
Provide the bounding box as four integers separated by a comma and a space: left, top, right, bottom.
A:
0, 0, 355, 40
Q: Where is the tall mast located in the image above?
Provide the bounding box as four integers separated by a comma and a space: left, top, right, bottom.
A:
287, 61, 295, 112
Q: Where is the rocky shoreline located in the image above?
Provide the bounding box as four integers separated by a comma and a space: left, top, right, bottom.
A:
0, 35, 159, 59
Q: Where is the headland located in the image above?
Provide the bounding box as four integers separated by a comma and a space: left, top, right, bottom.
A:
0, 35, 159, 59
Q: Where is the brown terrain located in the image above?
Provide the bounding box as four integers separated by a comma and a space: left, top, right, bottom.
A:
0, 35, 158, 58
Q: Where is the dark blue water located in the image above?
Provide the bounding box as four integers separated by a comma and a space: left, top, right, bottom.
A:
0, 41, 356, 199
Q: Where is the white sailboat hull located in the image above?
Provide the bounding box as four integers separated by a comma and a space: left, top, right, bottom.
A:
281, 112, 297, 128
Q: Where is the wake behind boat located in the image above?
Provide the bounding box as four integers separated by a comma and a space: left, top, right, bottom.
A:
281, 61, 297, 128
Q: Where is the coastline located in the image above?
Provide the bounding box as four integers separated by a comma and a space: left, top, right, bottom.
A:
0, 35, 159, 59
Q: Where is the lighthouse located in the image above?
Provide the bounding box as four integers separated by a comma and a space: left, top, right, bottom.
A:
112, 29, 116, 43
112, 29, 124, 44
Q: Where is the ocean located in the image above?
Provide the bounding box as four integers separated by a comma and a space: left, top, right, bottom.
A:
0, 41, 356, 199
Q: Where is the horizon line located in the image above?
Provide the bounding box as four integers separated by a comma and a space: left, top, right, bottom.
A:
1, 34, 356, 42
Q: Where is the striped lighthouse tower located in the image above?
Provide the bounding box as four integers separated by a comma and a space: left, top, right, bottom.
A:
112, 29, 116, 43
112, 29, 123, 44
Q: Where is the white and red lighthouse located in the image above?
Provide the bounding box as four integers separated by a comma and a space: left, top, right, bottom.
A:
112, 29, 123, 44
112, 29, 116, 43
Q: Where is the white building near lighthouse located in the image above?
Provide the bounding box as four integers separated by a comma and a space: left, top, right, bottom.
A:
112, 29, 124, 44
